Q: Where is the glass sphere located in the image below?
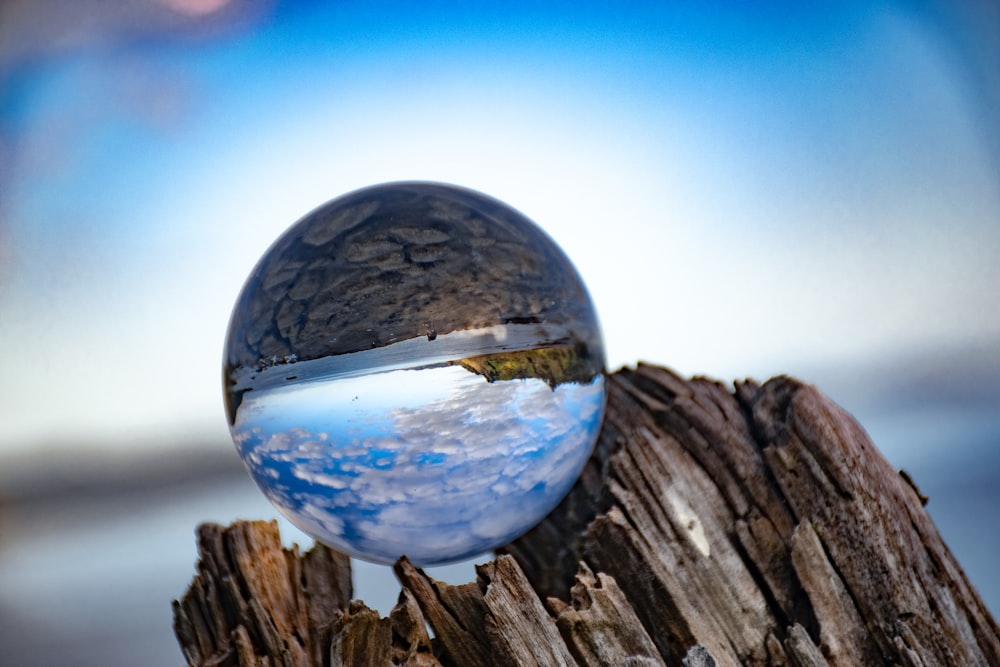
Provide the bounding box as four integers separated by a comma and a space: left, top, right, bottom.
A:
223, 182, 606, 565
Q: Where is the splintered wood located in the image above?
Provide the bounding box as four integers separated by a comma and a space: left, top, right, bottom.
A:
174, 364, 1000, 666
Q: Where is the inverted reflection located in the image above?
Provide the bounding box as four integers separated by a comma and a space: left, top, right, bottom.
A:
224, 182, 606, 564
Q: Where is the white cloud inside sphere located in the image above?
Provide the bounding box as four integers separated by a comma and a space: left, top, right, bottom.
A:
233, 366, 605, 564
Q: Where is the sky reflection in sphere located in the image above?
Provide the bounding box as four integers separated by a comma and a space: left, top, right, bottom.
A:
224, 182, 606, 564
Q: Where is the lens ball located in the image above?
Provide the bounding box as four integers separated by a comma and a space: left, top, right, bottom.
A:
224, 182, 606, 565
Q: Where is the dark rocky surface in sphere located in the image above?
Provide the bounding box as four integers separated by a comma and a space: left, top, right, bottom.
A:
224, 182, 604, 423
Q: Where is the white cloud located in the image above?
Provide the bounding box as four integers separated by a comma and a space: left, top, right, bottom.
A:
231, 368, 606, 564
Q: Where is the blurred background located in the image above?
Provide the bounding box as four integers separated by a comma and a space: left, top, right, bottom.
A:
1, 1, 998, 664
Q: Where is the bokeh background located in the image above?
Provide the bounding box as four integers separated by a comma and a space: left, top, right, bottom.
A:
1, 1, 998, 664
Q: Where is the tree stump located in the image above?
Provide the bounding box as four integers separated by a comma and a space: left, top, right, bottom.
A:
173, 364, 1000, 666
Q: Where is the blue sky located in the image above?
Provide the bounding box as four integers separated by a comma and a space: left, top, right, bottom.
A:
234, 365, 605, 564
2, 3, 999, 659
1, 0, 998, 451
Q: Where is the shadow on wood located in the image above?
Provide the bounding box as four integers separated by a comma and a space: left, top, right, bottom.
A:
173, 364, 1000, 666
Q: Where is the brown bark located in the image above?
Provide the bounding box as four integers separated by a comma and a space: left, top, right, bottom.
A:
174, 364, 1000, 666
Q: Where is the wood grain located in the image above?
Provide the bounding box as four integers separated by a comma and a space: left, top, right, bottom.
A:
175, 364, 1000, 665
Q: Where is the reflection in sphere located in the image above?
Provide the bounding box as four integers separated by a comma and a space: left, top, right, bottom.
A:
224, 182, 606, 564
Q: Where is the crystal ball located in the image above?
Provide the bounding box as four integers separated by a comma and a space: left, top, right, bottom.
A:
223, 182, 606, 565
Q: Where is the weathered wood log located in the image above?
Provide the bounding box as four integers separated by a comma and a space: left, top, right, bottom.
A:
172, 520, 354, 667
173, 364, 1000, 666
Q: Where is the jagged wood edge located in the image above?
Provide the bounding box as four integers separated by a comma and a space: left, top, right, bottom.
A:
173, 364, 1000, 666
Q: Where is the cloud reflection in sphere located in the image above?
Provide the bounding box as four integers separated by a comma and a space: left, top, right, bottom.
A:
223, 182, 606, 564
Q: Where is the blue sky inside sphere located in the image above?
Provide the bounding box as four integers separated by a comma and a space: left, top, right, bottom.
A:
0, 0, 998, 454
232, 365, 605, 564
